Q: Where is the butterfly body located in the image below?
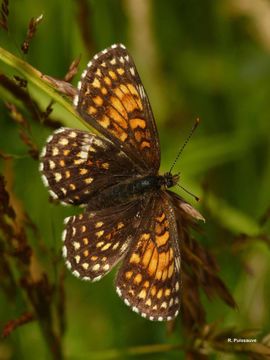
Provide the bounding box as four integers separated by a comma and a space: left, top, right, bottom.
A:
40, 44, 203, 321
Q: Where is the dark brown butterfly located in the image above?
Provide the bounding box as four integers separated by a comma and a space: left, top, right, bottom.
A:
39, 44, 204, 321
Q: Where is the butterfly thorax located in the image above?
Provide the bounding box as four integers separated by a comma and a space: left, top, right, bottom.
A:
87, 173, 179, 211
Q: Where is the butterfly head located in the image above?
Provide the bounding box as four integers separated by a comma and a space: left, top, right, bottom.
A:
163, 172, 179, 189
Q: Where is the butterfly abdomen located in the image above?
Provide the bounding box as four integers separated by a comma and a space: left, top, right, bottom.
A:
87, 175, 165, 210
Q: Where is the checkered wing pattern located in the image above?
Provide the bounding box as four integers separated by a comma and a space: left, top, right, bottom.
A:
62, 201, 142, 281
39, 128, 138, 206
74, 43, 160, 174
116, 192, 181, 321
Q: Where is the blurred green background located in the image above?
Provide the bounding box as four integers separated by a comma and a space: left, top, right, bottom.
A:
0, 0, 270, 359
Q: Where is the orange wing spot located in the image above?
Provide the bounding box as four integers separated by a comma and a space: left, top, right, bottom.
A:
122, 94, 138, 112
107, 106, 127, 128
141, 141, 151, 149
69, 183, 76, 190
138, 289, 147, 299
59, 160, 65, 167
125, 271, 133, 279
151, 286, 157, 296
114, 87, 124, 100
147, 248, 158, 276
134, 273, 142, 284
130, 253, 140, 264
126, 84, 139, 97
65, 170, 71, 178
84, 178, 93, 184
104, 76, 112, 86
80, 168, 88, 175
157, 289, 163, 299
156, 213, 166, 223
161, 269, 168, 281
101, 162, 109, 169
87, 106, 97, 115
96, 230, 104, 238
81, 226, 86, 232
110, 96, 128, 121
119, 84, 129, 94
91, 255, 98, 261
165, 288, 171, 297
95, 221, 103, 228
74, 159, 85, 165
134, 130, 143, 142
83, 250, 89, 257
142, 241, 154, 268
156, 231, 170, 247
168, 263, 174, 279
111, 123, 128, 142
95, 68, 102, 76
146, 298, 152, 306
141, 233, 151, 241
62, 149, 69, 156
143, 281, 150, 288
117, 68, 125, 75
92, 78, 101, 88
117, 222, 124, 229
130, 118, 146, 129
108, 70, 117, 80
93, 95, 103, 106
126, 84, 143, 110
101, 243, 111, 251
99, 115, 110, 128
101, 87, 108, 95
155, 223, 163, 235
83, 237, 89, 245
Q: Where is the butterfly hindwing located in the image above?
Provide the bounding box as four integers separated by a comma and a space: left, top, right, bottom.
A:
75, 43, 160, 173
62, 201, 142, 281
116, 192, 181, 321
39, 127, 138, 206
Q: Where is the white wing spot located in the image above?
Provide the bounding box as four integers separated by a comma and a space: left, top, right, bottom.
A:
49, 189, 58, 199
130, 67, 135, 76
92, 275, 102, 282
62, 229, 67, 242
65, 260, 71, 269
77, 81, 82, 90
103, 264, 109, 271
72, 270, 80, 278
82, 263, 89, 270
124, 298, 130, 306
157, 316, 164, 321
92, 263, 100, 271
40, 146, 46, 157
81, 70, 87, 79
119, 44, 126, 49
73, 94, 79, 107
132, 306, 139, 314
116, 287, 122, 296
41, 175, 49, 187
62, 246, 67, 257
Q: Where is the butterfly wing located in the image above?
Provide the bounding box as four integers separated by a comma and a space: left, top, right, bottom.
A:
39, 128, 139, 206
62, 200, 143, 281
74, 43, 160, 174
116, 191, 181, 321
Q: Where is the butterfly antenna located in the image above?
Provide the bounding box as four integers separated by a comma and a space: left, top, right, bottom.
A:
169, 118, 200, 174
177, 183, 200, 202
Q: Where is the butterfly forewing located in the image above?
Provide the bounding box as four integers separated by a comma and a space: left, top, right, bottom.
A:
75, 44, 160, 174
40, 128, 138, 206
116, 192, 181, 321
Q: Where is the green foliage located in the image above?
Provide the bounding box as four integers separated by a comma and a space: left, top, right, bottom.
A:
0, 0, 270, 359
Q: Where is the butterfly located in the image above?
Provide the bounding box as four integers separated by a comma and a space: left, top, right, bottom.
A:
39, 44, 203, 321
